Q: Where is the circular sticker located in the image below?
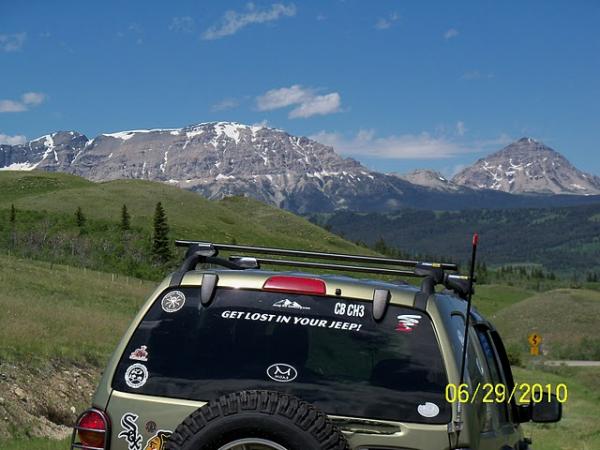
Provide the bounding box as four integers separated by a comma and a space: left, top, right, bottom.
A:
125, 363, 148, 389
161, 291, 186, 313
417, 402, 440, 418
267, 363, 298, 383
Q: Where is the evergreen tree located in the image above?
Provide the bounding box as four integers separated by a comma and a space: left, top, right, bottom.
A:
9, 204, 16, 224
152, 202, 171, 263
374, 237, 389, 255
75, 207, 86, 227
120, 204, 131, 231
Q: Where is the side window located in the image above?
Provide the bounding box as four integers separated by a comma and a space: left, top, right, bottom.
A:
476, 328, 510, 424
466, 329, 495, 433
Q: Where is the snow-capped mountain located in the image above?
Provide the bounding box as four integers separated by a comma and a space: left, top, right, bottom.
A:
2, 125, 599, 212
452, 137, 600, 195
394, 169, 461, 192
0, 122, 429, 212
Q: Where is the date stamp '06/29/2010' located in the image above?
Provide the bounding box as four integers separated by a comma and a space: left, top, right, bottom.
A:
445, 383, 568, 404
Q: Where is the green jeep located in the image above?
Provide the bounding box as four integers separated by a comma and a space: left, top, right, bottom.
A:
70, 240, 561, 450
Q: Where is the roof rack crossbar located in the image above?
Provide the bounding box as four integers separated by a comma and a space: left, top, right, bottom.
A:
175, 240, 458, 271
244, 256, 421, 277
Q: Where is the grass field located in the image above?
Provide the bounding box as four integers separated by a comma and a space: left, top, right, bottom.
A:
1, 437, 69, 450
492, 288, 600, 360
514, 365, 600, 450
0, 254, 154, 365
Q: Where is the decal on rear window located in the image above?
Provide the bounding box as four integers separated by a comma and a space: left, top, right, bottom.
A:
395, 314, 422, 333
125, 363, 148, 389
267, 363, 298, 383
161, 291, 186, 313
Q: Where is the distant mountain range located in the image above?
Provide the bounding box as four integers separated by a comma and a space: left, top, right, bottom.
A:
1, 122, 599, 212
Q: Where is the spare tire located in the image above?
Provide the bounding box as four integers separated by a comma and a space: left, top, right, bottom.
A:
166, 390, 349, 450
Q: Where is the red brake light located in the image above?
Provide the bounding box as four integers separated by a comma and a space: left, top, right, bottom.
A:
73, 409, 108, 449
263, 275, 326, 296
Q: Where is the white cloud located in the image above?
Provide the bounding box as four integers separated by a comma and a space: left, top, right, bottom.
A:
0, 33, 26, 52
22, 92, 46, 106
0, 133, 27, 145
256, 85, 341, 119
202, 3, 296, 40
444, 28, 459, 39
170, 16, 195, 33
211, 98, 239, 111
456, 121, 467, 136
289, 93, 341, 118
257, 85, 309, 111
310, 129, 474, 159
375, 12, 400, 30
0, 92, 46, 113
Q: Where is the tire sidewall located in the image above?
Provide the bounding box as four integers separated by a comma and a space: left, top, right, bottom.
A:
181, 412, 323, 450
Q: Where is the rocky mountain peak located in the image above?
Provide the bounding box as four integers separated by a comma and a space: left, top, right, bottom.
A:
394, 169, 461, 192
453, 138, 600, 195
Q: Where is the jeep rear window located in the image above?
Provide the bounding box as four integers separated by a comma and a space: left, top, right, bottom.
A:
112, 287, 451, 424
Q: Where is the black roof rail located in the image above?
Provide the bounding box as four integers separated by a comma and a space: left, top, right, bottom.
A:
173, 240, 473, 300
175, 240, 458, 271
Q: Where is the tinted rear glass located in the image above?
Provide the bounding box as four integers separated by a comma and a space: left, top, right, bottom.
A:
113, 287, 450, 424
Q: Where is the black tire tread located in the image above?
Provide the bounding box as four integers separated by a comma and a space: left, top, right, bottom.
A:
166, 390, 349, 450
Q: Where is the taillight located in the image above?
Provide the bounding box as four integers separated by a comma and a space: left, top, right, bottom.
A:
263, 275, 326, 296
71, 408, 109, 450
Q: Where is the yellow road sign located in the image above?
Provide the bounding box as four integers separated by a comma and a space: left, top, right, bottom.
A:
528, 332, 542, 347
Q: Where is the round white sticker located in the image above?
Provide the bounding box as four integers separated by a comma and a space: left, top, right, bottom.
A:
161, 291, 186, 313
417, 402, 440, 418
125, 363, 148, 389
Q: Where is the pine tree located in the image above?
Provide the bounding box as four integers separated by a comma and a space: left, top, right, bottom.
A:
120, 204, 131, 231
9, 204, 16, 224
75, 207, 86, 227
152, 202, 171, 263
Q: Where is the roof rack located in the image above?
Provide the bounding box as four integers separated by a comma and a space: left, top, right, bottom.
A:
172, 239, 473, 300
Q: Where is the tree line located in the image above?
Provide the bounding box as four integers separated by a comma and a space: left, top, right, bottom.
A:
7, 201, 173, 266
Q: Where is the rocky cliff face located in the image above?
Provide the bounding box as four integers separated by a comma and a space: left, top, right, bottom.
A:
394, 169, 462, 192
2, 126, 599, 212
0, 122, 425, 212
452, 137, 600, 195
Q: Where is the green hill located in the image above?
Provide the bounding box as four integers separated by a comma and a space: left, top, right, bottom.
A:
310, 205, 600, 273
0, 171, 373, 279
491, 288, 600, 360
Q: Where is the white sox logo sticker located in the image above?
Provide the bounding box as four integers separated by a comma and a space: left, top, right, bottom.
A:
118, 412, 142, 450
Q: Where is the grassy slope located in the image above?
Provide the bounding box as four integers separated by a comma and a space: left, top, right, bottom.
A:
0, 254, 154, 364
473, 284, 534, 318
491, 289, 600, 359
514, 365, 600, 450
0, 172, 362, 252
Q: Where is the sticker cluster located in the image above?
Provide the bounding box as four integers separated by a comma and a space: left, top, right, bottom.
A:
118, 412, 172, 450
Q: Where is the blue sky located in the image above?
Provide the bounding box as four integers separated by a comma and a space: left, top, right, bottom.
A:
1, 0, 599, 176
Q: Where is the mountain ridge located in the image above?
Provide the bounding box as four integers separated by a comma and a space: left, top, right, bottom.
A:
2, 123, 599, 212
452, 137, 600, 195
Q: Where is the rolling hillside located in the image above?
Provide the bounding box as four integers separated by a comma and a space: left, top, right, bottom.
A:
310, 205, 600, 273
0, 171, 375, 279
